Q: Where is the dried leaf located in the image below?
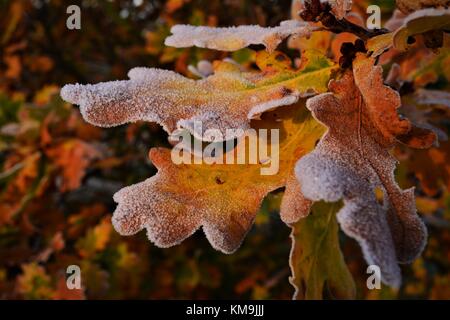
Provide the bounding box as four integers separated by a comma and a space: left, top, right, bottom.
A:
289, 201, 355, 300
46, 139, 102, 192
399, 102, 448, 142
164, 20, 314, 52
398, 43, 450, 87
408, 141, 450, 196
16, 263, 54, 299
61, 50, 335, 142
367, 33, 394, 57
353, 56, 436, 149
393, 8, 450, 51
76, 216, 112, 258
295, 54, 434, 287
4, 54, 21, 79
112, 103, 324, 254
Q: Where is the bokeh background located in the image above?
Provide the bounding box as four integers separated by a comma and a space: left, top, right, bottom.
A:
0, 0, 449, 299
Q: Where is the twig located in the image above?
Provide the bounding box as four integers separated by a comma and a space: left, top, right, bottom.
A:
300, 0, 388, 40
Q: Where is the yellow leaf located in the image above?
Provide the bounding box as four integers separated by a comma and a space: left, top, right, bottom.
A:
289, 201, 355, 300
16, 262, 54, 299
367, 32, 394, 57
112, 102, 325, 254
76, 217, 112, 258
393, 8, 450, 51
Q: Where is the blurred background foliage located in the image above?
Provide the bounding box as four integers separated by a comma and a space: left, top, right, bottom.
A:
0, 0, 449, 299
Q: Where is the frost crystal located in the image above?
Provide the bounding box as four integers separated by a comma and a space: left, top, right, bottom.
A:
165, 20, 313, 52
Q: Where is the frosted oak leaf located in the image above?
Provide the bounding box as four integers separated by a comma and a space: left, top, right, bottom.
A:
295, 54, 436, 287
165, 20, 314, 53
112, 103, 324, 253
60, 50, 336, 142
393, 8, 450, 51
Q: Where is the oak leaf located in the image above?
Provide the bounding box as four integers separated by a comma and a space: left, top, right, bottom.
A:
112, 103, 324, 254
16, 263, 54, 299
367, 33, 394, 57
61, 50, 336, 142
395, 42, 450, 87
289, 201, 355, 300
164, 20, 314, 53
295, 54, 435, 287
393, 8, 450, 51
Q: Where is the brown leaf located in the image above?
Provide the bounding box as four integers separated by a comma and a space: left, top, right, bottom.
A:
46, 139, 102, 192
295, 55, 433, 287
164, 20, 314, 52
393, 8, 450, 51
353, 54, 436, 149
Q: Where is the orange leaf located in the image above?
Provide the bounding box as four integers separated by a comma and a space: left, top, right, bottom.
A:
295, 54, 435, 287
46, 139, 102, 192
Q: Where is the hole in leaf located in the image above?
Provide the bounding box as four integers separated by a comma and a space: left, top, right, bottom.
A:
215, 177, 225, 185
